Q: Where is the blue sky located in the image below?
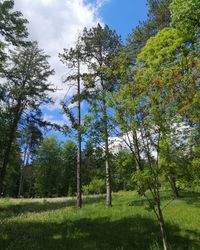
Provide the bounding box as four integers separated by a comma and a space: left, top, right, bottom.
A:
97, 0, 147, 41
15, 0, 148, 141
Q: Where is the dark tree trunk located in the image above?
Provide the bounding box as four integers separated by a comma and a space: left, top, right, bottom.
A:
18, 169, 24, 197
0, 131, 15, 195
0, 106, 21, 196
76, 55, 82, 208
170, 176, 179, 199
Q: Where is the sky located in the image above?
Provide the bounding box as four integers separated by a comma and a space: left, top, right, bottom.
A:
14, 0, 148, 139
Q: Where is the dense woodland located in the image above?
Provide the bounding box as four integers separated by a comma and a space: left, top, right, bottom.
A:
0, 0, 199, 249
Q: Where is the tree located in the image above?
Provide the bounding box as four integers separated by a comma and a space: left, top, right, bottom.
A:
60, 37, 86, 208
112, 6, 199, 245
111, 58, 171, 250
82, 24, 121, 206
110, 28, 183, 250
0, 41, 54, 195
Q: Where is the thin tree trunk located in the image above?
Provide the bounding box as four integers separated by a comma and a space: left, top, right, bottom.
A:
18, 168, 24, 197
102, 93, 112, 207
76, 53, 82, 208
133, 130, 142, 171
18, 145, 30, 197
157, 202, 169, 250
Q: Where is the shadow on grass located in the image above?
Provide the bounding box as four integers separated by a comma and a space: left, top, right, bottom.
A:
127, 193, 174, 207
128, 191, 200, 207
0, 195, 105, 219
181, 191, 200, 207
0, 215, 199, 250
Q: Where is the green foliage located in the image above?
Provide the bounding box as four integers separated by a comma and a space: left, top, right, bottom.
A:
137, 27, 184, 68
0, 0, 28, 69
82, 140, 105, 185
147, 0, 172, 29
170, 0, 200, 36
62, 140, 77, 196
110, 2, 199, 244
34, 137, 77, 197
0, 0, 28, 44
34, 136, 64, 197
82, 178, 105, 195
4, 142, 21, 196
112, 149, 135, 191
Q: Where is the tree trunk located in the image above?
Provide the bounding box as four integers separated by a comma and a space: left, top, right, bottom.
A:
18, 145, 30, 197
105, 151, 111, 207
76, 54, 82, 208
170, 176, 179, 199
158, 206, 168, 250
133, 130, 142, 170
102, 92, 112, 207
0, 110, 20, 196
155, 191, 169, 250
18, 168, 24, 197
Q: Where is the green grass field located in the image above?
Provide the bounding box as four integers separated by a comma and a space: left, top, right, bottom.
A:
0, 191, 199, 250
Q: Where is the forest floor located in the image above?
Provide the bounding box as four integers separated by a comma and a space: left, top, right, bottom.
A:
0, 190, 199, 250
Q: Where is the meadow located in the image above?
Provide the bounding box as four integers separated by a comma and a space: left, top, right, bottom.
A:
0, 191, 200, 250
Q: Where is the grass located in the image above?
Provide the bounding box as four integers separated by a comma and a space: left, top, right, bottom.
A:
0, 191, 200, 250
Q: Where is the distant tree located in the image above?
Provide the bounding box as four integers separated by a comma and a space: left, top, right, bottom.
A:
62, 140, 77, 196
18, 124, 43, 197
112, 149, 135, 192
34, 136, 63, 197
34, 137, 77, 197
82, 140, 105, 186
4, 141, 21, 197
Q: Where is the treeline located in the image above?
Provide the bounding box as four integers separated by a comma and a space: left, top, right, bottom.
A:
5, 135, 135, 197
0, 1, 199, 249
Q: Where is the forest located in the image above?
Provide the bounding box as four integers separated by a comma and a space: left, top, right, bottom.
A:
0, 0, 199, 250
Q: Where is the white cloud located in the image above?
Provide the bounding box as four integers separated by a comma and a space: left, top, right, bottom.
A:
14, 0, 105, 110
96, 0, 110, 9
43, 113, 70, 127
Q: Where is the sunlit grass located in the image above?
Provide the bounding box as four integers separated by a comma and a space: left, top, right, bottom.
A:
0, 191, 199, 250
